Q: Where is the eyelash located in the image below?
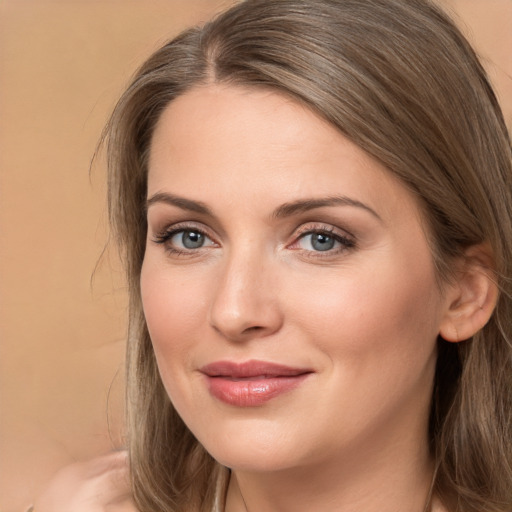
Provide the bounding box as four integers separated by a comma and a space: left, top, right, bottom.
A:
290, 225, 356, 258
152, 223, 217, 257
151, 223, 356, 258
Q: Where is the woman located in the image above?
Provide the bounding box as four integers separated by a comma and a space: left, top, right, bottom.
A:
34, 0, 512, 511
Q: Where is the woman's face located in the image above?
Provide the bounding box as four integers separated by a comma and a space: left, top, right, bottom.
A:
141, 84, 450, 472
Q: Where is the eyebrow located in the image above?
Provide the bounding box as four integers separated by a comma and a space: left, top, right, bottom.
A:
146, 192, 381, 221
145, 192, 212, 215
272, 196, 381, 220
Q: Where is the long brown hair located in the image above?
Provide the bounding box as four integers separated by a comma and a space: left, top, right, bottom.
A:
104, 1, 512, 510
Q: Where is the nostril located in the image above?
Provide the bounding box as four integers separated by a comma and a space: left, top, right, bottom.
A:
243, 325, 264, 334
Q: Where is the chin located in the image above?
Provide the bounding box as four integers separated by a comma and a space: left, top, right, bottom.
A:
197, 421, 307, 473
210, 448, 299, 473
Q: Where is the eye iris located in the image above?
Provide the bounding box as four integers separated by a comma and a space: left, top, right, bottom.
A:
182, 231, 204, 249
311, 233, 335, 251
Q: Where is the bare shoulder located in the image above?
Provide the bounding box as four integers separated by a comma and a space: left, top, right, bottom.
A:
431, 496, 451, 512
32, 451, 138, 512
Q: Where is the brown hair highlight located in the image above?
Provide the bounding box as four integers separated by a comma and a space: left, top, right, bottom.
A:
103, 1, 512, 510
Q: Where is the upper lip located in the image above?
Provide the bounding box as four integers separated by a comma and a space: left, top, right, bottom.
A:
200, 360, 313, 378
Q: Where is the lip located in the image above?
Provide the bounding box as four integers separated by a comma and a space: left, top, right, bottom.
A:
200, 360, 313, 407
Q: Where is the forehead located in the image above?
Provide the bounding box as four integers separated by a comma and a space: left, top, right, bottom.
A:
149, 84, 341, 175
147, 83, 420, 226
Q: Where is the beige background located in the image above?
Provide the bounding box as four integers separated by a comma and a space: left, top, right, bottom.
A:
0, 1, 510, 511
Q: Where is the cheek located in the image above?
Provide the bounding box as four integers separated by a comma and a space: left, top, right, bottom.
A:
288, 252, 442, 372
140, 259, 219, 426
140, 261, 210, 369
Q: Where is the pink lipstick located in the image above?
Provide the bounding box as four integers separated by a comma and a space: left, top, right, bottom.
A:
200, 360, 312, 407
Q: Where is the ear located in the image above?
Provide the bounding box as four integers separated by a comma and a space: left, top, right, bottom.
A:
439, 244, 499, 343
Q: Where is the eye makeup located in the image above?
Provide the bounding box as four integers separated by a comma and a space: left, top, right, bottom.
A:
151, 219, 357, 261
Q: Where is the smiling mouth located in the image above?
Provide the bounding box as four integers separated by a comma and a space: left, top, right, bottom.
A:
200, 360, 313, 407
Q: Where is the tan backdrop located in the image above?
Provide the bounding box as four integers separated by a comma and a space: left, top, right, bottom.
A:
0, 1, 510, 511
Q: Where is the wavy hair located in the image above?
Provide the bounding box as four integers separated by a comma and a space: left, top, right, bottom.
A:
103, 1, 512, 510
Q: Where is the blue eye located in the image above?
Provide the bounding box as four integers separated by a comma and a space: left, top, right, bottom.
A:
298, 232, 339, 252
153, 227, 216, 253
171, 230, 209, 249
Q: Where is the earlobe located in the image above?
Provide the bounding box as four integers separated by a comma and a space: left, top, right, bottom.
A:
439, 244, 499, 343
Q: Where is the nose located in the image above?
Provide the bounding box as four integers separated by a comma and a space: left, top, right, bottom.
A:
208, 251, 284, 342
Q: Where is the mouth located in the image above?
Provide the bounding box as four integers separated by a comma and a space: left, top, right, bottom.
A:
200, 360, 313, 407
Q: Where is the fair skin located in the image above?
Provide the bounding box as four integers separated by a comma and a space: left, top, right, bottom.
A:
34, 84, 496, 511
141, 83, 475, 512
32, 451, 136, 512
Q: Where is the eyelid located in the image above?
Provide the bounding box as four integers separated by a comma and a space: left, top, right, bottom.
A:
150, 220, 355, 258
292, 222, 355, 241
151, 221, 219, 249
287, 222, 356, 253
152, 220, 213, 237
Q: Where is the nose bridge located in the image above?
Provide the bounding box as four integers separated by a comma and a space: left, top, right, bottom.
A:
208, 243, 282, 341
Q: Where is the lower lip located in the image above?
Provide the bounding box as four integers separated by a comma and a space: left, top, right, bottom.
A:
205, 374, 310, 407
